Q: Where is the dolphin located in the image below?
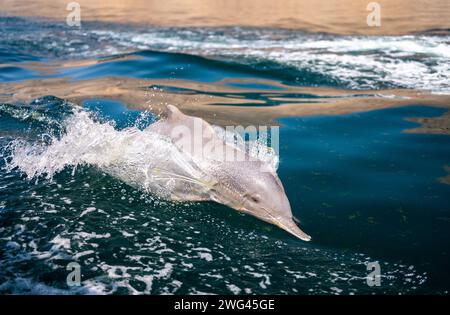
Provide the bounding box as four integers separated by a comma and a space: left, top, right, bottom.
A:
146, 105, 311, 241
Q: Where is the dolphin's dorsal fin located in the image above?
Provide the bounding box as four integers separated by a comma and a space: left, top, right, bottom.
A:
164, 105, 217, 139
165, 105, 186, 122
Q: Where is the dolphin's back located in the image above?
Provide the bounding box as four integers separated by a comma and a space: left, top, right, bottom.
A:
147, 105, 248, 163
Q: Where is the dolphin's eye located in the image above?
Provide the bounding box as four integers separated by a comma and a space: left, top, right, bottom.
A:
251, 194, 261, 203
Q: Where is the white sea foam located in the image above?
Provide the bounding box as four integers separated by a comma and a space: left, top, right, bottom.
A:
3, 18, 449, 92
88, 29, 450, 93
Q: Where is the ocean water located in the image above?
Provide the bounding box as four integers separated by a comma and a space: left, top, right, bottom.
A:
0, 16, 450, 294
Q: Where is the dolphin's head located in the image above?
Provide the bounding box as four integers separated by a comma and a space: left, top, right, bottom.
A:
211, 161, 311, 241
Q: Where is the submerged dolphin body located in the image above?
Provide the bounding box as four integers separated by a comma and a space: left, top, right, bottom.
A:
146, 105, 311, 241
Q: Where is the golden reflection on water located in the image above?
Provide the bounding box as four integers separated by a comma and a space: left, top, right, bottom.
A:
2, 75, 449, 129
2, 0, 449, 35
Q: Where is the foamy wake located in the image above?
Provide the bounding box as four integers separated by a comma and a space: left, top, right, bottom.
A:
90, 30, 450, 93
4, 17, 449, 93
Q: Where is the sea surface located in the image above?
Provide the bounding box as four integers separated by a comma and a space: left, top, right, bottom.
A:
0, 14, 449, 294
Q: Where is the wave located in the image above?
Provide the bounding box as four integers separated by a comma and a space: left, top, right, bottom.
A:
1, 17, 449, 93
93, 30, 450, 93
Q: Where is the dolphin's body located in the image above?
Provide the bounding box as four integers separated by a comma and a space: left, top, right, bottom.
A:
145, 105, 311, 241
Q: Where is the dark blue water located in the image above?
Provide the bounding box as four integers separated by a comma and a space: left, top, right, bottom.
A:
0, 16, 449, 294
280, 106, 450, 291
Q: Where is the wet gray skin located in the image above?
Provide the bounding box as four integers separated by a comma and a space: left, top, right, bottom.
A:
147, 105, 311, 241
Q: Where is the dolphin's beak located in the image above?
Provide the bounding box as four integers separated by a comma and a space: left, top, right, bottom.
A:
274, 217, 311, 241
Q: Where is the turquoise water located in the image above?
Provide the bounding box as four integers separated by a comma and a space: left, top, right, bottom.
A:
0, 16, 450, 294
